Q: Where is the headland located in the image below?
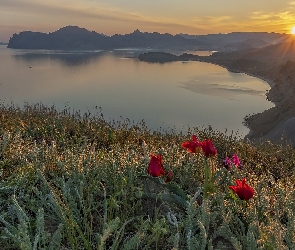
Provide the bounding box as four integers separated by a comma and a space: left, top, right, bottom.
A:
138, 42, 295, 145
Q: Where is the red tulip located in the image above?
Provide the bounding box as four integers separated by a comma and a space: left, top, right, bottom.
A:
147, 154, 165, 177
229, 178, 254, 200
182, 135, 202, 153
200, 139, 217, 157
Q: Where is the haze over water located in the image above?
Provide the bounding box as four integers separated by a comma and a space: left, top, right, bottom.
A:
0, 45, 273, 136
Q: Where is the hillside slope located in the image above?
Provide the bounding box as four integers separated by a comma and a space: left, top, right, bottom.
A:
200, 41, 295, 144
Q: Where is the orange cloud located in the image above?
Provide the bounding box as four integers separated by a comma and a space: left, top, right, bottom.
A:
0, 0, 209, 38
1, 0, 295, 41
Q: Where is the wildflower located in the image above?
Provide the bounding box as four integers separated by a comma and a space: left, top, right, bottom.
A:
147, 154, 165, 177
223, 154, 243, 170
201, 139, 217, 157
181, 135, 202, 153
165, 171, 173, 183
232, 153, 240, 166
229, 178, 254, 200
223, 156, 232, 170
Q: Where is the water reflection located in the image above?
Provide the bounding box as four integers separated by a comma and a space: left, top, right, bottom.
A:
12, 48, 156, 67
0, 46, 274, 135
180, 76, 267, 99
11, 48, 214, 68
13, 51, 107, 67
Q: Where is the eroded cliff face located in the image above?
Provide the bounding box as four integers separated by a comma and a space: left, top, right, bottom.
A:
198, 45, 295, 145
244, 60, 295, 143
138, 45, 295, 145
267, 61, 295, 104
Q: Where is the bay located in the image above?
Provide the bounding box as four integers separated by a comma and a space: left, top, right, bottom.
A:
0, 45, 273, 136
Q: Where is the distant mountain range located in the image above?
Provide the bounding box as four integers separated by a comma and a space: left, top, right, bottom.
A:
180, 32, 289, 45
204, 39, 295, 64
0, 41, 8, 45
7, 25, 293, 51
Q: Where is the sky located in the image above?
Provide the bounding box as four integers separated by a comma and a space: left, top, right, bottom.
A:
1, 0, 295, 42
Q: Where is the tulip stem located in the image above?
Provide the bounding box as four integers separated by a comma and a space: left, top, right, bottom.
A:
203, 158, 214, 196
204, 158, 211, 184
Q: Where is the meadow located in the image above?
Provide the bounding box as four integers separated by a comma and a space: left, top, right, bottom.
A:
0, 103, 294, 249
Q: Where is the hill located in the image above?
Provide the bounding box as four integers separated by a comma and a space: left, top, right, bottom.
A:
180, 32, 290, 46
7, 25, 207, 50
236, 40, 295, 61
138, 41, 295, 145
0, 103, 294, 249
8, 26, 109, 50
7, 26, 293, 51
199, 41, 295, 144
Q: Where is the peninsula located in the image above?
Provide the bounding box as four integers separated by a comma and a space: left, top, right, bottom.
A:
138, 41, 295, 145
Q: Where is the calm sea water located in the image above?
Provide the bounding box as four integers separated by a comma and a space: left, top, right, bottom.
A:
0, 45, 273, 136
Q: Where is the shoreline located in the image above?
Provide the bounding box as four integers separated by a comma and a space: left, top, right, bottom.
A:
195, 58, 294, 144
226, 68, 275, 88
138, 51, 295, 145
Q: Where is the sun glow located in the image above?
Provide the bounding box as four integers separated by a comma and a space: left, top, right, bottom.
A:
291, 26, 295, 34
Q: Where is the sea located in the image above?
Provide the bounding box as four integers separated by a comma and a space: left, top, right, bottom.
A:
0, 45, 274, 136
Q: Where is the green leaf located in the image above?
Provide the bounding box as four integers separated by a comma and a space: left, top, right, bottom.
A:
139, 175, 188, 200
164, 183, 189, 200
140, 192, 188, 208
159, 193, 188, 208
212, 168, 228, 185
134, 187, 144, 199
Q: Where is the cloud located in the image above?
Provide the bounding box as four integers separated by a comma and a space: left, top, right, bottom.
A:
206, 16, 233, 22
191, 15, 233, 25
188, 15, 235, 34
1, 0, 143, 23
187, 9, 295, 35
0, 0, 208, 37
246, 10, 295, 33
1, 0, 294, 41
251, 14, 273, 20
250, 10, 295, 24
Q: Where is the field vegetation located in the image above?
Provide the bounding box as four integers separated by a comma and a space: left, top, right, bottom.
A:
0, 103, 294, 249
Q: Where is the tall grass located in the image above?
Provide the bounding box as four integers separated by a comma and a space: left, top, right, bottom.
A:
0, 103, 294, 249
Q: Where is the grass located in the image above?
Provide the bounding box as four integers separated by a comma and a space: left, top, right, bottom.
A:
0, 102, 294, 249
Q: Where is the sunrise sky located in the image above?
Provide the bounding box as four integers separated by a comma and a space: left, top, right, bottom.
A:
1, 0, 295, 42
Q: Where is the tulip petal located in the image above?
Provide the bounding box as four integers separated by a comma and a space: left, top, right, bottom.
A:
229, 178, 254, 200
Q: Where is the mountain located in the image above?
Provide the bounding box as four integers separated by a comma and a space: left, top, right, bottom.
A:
137, 39, 295, 144
242, 60, 295, 143
0, 41, 8, 45
8, 26, 109, 50
180, 32, 294, 52
191, 40, 295, 144
221, 39, 270, 51
7, 25, 207, 50
206, 40, 295, 64
180, 32, 290, 45
8, 26, 292, 51
239, 40, 295, 61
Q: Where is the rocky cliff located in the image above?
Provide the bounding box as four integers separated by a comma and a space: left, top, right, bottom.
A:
138, 41, 295, 145
201, 41, 295, 145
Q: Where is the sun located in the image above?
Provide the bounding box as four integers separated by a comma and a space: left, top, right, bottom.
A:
291, 26, 295, 34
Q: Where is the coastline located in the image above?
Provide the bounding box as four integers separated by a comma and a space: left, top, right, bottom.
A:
196, 58, 294, 144
226, 68, 275, 88
203, 61, 276, 88
138, 51, 295, 145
